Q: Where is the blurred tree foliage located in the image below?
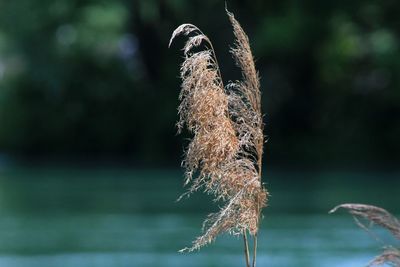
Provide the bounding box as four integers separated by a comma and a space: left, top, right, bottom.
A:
0, 0, 399, 166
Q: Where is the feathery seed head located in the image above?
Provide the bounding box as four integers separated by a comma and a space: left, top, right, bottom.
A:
170, 9, 268, 252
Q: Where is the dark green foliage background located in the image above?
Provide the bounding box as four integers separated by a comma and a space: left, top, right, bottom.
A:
0, 0, 399, 166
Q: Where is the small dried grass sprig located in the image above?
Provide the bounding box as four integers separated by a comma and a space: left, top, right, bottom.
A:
169, 8, 268, 262
330, 203, 400, 266
368, 247, 400, 267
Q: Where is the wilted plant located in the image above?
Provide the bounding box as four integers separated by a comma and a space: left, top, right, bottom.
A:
330, 203, 400, 266
169, 8, 268, 267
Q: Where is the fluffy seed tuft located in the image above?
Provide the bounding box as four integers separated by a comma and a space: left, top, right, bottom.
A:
170, 9, 268, 252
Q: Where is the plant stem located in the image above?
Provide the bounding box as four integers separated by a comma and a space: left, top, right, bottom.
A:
252, 233, 258, 267
253, 151, 262, 267
243, 230, 251, 267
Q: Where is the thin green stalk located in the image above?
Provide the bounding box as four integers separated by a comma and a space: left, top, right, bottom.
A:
252, 156, 262, 267
252, 233, 258, 267
243, 230, 251, 267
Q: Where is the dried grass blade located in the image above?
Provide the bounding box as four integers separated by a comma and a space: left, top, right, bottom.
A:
183, 35, 211, 56
226, 9, 261, 113
367, 247, 400, 266
169, 24, 200, 48
330, 203, 400, 239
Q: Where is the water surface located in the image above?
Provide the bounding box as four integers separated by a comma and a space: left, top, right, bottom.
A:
0, 168, 398, 267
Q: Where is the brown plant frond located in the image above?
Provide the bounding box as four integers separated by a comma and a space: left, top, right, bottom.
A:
330, 203, 400, 266
169, 24, 202, 48
226, 11, 264, 181
183, 35, 211, 56
329, 204, 400, 239
170, 9, 268, 253
180, 176, 266, 252
368, 247, 400, 266
226, 10, 261, 114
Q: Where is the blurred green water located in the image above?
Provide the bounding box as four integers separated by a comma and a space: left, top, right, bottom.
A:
0, 167, 398, 267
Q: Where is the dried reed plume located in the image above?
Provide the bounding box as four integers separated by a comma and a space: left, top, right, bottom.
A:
169, 8, 268, 267
330, 203, 400, 266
